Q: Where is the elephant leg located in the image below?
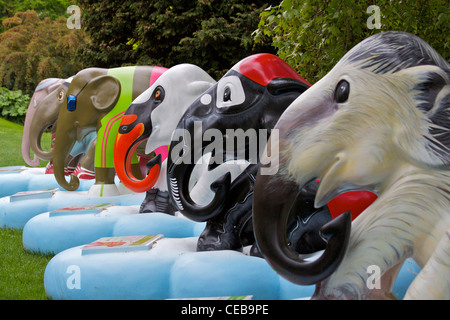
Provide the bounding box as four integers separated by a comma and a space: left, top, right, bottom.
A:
197, 186, 254, 252
139, 159, 174, 214
139, 189, 176, 215
95, 167, 116, 184
73, 137, 96, 179
79, 138, 96, 171
65, 153, 83, 176
88, 167, 119, 196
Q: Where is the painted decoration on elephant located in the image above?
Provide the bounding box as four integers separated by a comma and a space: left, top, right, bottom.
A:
114, 64, 216, 213
165, 54, 312, 252
37, 66, 167, 196
252, 31, 450, 300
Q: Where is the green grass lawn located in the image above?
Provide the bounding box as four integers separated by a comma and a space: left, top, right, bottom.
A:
0, 117, 53, 299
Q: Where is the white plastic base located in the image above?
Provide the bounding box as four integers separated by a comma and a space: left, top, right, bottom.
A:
88, 184, 120, 197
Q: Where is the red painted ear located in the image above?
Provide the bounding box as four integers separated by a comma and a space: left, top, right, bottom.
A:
327, 190, 378, 220
236, 54, 311, 87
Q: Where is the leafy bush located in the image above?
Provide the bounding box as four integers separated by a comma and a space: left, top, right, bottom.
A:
254, 0, 449, 84
0, 87, 30, 123
77, 0, 278, 79
0, 10, 88, 95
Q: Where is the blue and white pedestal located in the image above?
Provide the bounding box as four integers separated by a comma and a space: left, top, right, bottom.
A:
0, 189, 145, 229
23, 207, 205, 254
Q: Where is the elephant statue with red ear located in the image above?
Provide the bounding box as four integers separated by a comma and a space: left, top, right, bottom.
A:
253, 31, 450, 299
45, 66, 167, 196
114, 64, 216, 213
166, 54, 313, 252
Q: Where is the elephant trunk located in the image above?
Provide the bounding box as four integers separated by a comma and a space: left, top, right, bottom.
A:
114, 114, 161, 193
27, 99, 60, 162
28, 121, 55, 162
252, 168, 352, 286
21, 112, 41, 166
52, 124, 80, 191
167, 118, 230, 222
167, 158, 230, 222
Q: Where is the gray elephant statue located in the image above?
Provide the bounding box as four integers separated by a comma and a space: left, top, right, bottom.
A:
22, 78, 65, 167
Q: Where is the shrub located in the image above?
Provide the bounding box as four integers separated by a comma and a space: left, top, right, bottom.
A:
0, 87, 30, 124
0, 10, 88, 96
254, 0, 449, 84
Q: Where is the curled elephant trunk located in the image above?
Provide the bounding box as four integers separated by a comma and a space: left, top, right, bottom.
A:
114, 114, 161, 193
167, 117, 231, 222
22, 114, 41, 166
52, 125, 80, 191
28, 123, 55, 162
167, 151, 231, 222
252, 170, 352, 286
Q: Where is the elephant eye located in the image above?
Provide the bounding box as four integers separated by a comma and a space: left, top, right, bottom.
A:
216, 75, 245, 110
334, 80, 350, 104
58, 90, 65, 101
223, 87, 231, 102
153, 86, 165, 105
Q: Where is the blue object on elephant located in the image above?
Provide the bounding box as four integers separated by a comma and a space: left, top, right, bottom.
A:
67, 94, 77, 111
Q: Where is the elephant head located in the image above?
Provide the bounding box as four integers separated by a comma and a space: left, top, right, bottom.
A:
252, 31, 450, 287
166, 54, 311, 251
114, 64, 216, 194
24, 78, 65, 165
51, 68, 120, 191
26, 78, 99, 178
51, 66, 166, 193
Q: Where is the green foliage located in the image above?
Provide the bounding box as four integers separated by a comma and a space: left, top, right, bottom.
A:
0, 10, 89, 95
77, 0, 278, 78
0, 0, 73, 32
0, 87, 30, 123
255, 0, 449, 84
11, 0, 72, 20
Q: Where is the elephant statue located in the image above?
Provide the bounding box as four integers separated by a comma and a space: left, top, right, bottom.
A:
25, 77, 98, 178
253, 31, 450, 299
165, 54, 312, 252
42, 65, 167, 196
114, 64, 216, 213
22, 78, 65, 167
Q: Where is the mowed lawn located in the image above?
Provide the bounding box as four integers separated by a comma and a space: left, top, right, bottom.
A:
0, 117, 53, 299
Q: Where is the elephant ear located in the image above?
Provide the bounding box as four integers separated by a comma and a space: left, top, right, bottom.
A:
188, 80, 215, 97
85, 75, 121, 111
267, 78, 310, 96
144, 77, 215, 155
395, 65, 450, 169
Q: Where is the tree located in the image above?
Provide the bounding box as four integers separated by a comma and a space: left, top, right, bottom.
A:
77, 0, 278, 78
0, 10, 89, 95
255, 0, 449, 83
0, 0, 72, 32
